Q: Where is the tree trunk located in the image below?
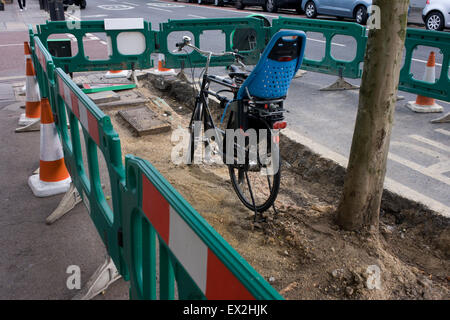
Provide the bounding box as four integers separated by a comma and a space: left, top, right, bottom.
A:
336, 0, 410, 231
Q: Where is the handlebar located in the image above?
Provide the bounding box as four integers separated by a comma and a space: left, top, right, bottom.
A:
174, 35, 243, 61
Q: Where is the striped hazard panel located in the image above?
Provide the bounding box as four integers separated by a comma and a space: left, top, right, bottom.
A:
142, 175, 255, 300
57, 75, 100, 145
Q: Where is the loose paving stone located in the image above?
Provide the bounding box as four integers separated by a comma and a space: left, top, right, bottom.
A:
88, 91, 121, 104
118, 106, 171, 136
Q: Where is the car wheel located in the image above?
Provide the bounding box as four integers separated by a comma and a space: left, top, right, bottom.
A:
214, 0, 224, 6
425, 11, 445, 31
235, 0, 245, 9
355, 5, 368, 25
264, 0, 278, 13
305, 1, 317, 19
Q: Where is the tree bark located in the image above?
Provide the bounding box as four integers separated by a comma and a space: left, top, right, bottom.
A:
336, 0, 410, 231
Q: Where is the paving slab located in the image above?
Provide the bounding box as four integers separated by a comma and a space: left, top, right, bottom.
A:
118, 106, 171, 136
88, 91, 120, 104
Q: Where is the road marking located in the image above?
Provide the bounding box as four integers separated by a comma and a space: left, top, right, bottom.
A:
0, 75, 26, 81
388, 153, 450, 186
82, 14, 108, 18
391, 141, 444, 159
188, 14, 206, 19
147, 3, 184, 8
307, 38, 346, 47
412, 58, 443, 67
98, 4, 134, 10
283, 128, 450, 217
410, 134, 450, 153
436, 128, 450, 137
146, 6, 172, 12
0, 44, 23, 47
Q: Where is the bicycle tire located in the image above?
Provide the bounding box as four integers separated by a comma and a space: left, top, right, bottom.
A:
227, 116, 281, 213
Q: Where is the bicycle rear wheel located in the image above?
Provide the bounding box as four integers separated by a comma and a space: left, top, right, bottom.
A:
227, 117, 281, 213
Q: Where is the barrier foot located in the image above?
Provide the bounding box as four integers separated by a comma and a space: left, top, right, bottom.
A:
15, 118, 40, 132
294, 69, 307, 79
46, 183, 82, 225
72, 256, 121, 300
320, 76, 359, 91
431, 112, 450, 123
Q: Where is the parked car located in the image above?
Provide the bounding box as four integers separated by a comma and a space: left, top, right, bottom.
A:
235, 0, 304, 14
301, 0, 373, 25
196, 0, 235, 5
423, 0, 450, 31
63, 0, 87, 10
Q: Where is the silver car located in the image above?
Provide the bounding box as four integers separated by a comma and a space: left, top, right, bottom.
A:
423, 0, 450, 31
301, 0, 373, 25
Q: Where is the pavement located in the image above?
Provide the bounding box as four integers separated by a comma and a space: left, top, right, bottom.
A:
0, 0, 448, 300
0, 0, 49, 32
0, 0, 129, 300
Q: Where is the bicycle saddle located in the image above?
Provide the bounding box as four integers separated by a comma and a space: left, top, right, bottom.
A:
227, 65, 250, 80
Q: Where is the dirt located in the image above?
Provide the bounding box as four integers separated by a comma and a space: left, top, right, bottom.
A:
99, 77, 449, 300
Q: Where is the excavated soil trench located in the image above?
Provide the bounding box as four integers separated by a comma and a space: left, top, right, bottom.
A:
98, 74, 449, 300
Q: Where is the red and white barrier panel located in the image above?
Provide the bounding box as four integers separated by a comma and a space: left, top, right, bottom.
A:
142, 176, 255, 300
57, 75, 100, 145
34, 41, 47, 74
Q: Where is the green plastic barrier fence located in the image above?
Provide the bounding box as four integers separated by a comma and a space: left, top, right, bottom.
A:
36, 20, 155, 74
399, 28, 450, 103
121, 156, 282, 300
271, 17, 367, 79
54, 67, 130, 279
32, 36, 51, 100
28, 16, 450, 300
37, 52, 129, 278
29, 27, 282, 300
31, 17, 450, 103
156, 17, 269, 68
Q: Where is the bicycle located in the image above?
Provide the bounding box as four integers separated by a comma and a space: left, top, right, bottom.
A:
175, 30, 306, 220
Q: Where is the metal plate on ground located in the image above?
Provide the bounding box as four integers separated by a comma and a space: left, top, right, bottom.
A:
118, 106, 171, 136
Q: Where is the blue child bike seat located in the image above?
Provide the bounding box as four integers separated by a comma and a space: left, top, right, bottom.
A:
237, 30, 306, 100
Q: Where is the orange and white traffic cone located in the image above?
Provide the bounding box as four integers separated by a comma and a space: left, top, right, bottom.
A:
20, 42, 32, 95
406, 52, 443, 113
152, 53, 176, 75
105, 69, 130, 78
28, 98, 71, 197
18, 58, 41, 126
